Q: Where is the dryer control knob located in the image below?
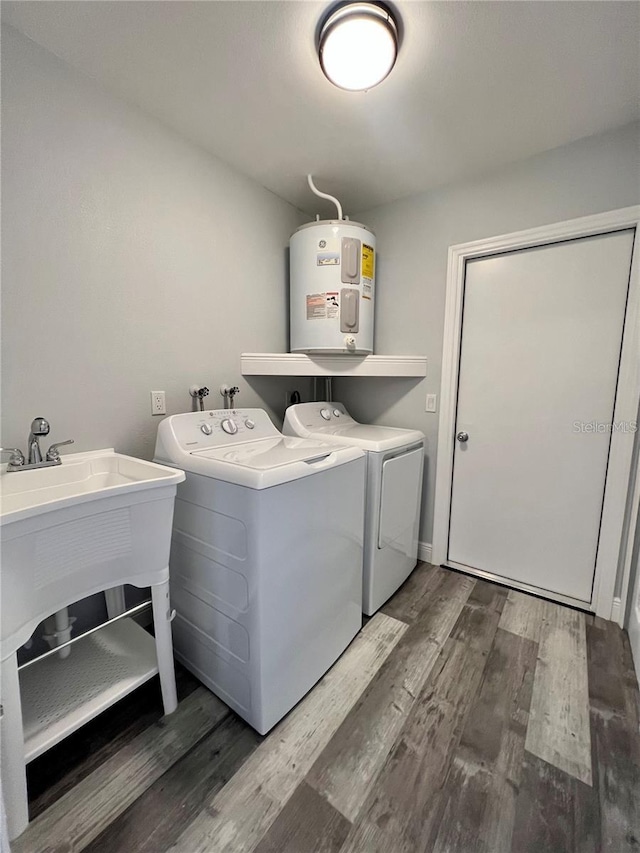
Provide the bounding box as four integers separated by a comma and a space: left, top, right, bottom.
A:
221, 418, 238, 435
320, 408, 331, 421
333, 409, 341, 417
200, 423, 213, 435
244, 419, 255, 429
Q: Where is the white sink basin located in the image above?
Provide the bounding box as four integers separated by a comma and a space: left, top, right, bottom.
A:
0, 449, 184, 524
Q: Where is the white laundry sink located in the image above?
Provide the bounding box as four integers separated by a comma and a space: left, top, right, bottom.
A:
0, 449, 184, 841
0, 449, 184, 524
1, 449, 185, 654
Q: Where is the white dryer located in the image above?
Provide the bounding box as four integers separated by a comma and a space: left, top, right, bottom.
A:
284, 402, 424, 616
154, 409, 365, 734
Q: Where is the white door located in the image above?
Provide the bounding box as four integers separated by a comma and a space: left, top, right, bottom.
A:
447, 230, 634, 603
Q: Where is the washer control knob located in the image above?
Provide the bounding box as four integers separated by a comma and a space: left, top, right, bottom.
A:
221, 418, 238, 435
320, 408, 332, 421
200, 423, 213, 435
244, 419, 255, 429
333, 409, 341, 417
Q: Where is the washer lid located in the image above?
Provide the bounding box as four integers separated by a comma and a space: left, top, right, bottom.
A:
154, 408, 364, 489
187, 436, 362, 488
193, 437, 339, 469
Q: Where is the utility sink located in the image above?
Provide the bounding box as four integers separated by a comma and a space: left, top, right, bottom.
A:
0, 449, 184, 524
0, 449, 184, 841
1, 448, 185, 655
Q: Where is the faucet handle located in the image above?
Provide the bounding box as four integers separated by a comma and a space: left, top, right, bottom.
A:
46, 439, 74, 463
30, 417, 50, 436
0, 448, 26, 468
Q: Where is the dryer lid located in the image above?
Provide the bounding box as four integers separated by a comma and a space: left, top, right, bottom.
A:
283, 402, 424, 452
309, 423, 424, 452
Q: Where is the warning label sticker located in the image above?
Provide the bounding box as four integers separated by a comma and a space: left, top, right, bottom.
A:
362, 244, 375, 279
306, 294, 327, 320
307, 292, 340, 319
362, 279, 373, 300
326, 292, 339, 318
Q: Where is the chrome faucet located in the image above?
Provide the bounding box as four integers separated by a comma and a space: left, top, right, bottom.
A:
28, 417, 50, 464
1, 418, 74, 472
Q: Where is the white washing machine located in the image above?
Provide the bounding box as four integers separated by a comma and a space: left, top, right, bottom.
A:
284, 402, 424, 616
154, 409, 365, 734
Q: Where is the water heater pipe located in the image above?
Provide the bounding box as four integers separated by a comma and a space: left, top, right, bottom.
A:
307, 174, 343, 221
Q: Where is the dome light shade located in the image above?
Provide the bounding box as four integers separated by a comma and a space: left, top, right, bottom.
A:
319, 3, 398, 91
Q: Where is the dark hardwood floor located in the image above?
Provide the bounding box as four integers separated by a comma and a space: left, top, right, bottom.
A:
16, 563, 640, 853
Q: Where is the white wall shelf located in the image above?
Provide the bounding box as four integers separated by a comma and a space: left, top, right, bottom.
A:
241, 353, 427, 378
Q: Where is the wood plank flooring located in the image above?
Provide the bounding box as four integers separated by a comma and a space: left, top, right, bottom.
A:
18, 563, 640, 853
525, 604, 592, 785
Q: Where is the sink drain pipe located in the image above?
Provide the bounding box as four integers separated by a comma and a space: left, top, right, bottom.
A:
42, 608, 76, 660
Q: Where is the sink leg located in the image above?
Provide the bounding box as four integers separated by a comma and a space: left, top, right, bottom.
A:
104, 586, 127, 619
151, 578, 178, 716
1, 653, 28, 840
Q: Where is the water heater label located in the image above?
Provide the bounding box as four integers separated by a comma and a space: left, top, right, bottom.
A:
317, 237, 340, 266
317, 253, 339, 266
306, 294, 327, 319
362, 244, 375, 279
362, 280, 373, 300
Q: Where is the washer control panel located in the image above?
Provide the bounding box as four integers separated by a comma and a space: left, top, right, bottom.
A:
162, 409, 281, 452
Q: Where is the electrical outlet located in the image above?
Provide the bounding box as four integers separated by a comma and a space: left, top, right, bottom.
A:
151, 391, 166, 416
425, 393, 437, 413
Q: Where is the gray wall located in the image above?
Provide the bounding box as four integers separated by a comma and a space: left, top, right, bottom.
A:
1, 26, 307, 461
336, 121, 640, 546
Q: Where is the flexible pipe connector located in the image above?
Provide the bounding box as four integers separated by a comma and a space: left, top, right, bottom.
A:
307, 174, 343, 221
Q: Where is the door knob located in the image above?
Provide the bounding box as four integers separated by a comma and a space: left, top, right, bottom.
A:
456, 431, 469, 443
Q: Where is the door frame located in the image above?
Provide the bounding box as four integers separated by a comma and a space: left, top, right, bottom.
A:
432, 206, 640, 619
621, 450, 639, 637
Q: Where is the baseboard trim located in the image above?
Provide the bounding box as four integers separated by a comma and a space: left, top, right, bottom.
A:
418, 546, 621, 622
418, 541, 433, 564
611, 596, 623, 627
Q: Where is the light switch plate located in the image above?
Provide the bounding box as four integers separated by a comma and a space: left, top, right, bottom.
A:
425, 393, 437, 413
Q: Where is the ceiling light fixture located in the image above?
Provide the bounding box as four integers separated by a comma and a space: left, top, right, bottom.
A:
319, 2, 399, 92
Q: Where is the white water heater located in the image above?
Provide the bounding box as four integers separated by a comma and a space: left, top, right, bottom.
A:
290, 178, 376, 355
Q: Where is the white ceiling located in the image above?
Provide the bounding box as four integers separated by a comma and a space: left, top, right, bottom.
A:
3, 1, 639, 216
